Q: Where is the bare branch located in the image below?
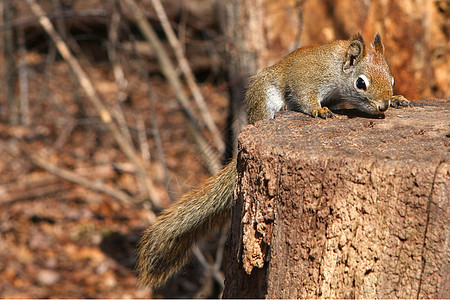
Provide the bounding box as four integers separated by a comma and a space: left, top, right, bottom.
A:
2, 142, 135, 205
150, 0, 224, 154
106, 5, 133, 148
193, 246, 225, 288
1, 183, 62, 206
3, 0, 18, 125
111, 104, 134, 148
214, 227, 229, 271
107, 3, 128, 103
148, 92, 175, 202
110, 12, 177, 202
17, 25, 30, 126
137, 115, 150, 162
121, 0, 221, 174
24, 0, 162, 207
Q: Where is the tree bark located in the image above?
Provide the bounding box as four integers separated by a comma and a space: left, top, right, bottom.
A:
224, 100, 449, 298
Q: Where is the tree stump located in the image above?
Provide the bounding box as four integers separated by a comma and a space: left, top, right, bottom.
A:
223, 100, 449, 299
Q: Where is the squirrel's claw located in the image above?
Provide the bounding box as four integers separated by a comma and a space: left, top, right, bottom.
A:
390, 95, 411, 108
312, 106, 334, 119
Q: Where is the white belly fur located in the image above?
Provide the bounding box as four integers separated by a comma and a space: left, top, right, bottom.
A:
265, 85, 284, 119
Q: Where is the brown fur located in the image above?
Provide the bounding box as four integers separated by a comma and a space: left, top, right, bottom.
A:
137, 157, 236, 287
246, 34, 396, 122
137, 34, 408, 288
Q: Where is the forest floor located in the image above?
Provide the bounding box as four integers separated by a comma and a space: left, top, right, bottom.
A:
0, 46, 229, 298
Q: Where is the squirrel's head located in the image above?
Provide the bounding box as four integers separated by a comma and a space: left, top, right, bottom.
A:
342, 33, 394, 114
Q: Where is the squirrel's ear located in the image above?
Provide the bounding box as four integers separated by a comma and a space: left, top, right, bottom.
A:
343, 34, 365, 73
373, 33, 384, 55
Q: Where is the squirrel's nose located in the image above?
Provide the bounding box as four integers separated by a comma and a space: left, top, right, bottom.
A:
377, 101, 389, 112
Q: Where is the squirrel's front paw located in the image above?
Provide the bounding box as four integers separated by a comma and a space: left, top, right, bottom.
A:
311, 106, 334, 118
390, 95, 410, 108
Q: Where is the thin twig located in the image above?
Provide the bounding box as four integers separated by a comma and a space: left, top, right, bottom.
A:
40, 54, 72, 116
214, 226, 230, 271
1, 183, 62, 206
0, 9, 108, 31
106, 2, 152, 200
121, 0, 221, 175
121, 17, 176, 202
2, 142, 135, 205
3, 0, 18, 125
136, 115, 150, 161
51, 0, 87, 115
111, 104, 134, 147
24, 0, 110, 123
51, 0, 77, 57
148, 92, 175, 202
17, 25, 30, 126
193, 246, 225, 289
150, 0, 224, 153
107, 2, 128, 103
0, 172, 59, 205
53, 118, 76, 149
24, 0, 161, 207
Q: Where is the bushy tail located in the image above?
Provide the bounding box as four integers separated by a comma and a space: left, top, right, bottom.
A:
137, 157, 237, 287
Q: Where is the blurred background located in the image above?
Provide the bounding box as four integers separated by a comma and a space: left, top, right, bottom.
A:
0, 0, 448, 298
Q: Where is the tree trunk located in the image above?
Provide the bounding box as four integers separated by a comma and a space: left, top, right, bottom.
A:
218, 0, 304, 160
224, 100, 449, 298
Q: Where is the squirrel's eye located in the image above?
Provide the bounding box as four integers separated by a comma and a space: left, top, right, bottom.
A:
355, 75, 369, 92
391, 77, 395, 87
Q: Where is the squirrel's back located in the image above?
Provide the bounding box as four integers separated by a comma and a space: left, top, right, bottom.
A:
246, 34, 395, 122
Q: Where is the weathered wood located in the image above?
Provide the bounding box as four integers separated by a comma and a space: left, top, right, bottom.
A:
223, 100, 449, 299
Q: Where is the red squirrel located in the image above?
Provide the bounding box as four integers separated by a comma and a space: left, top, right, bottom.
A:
137, 33, 409, 287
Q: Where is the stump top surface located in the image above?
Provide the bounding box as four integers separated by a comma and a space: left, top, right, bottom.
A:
239, 100, 449, 163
